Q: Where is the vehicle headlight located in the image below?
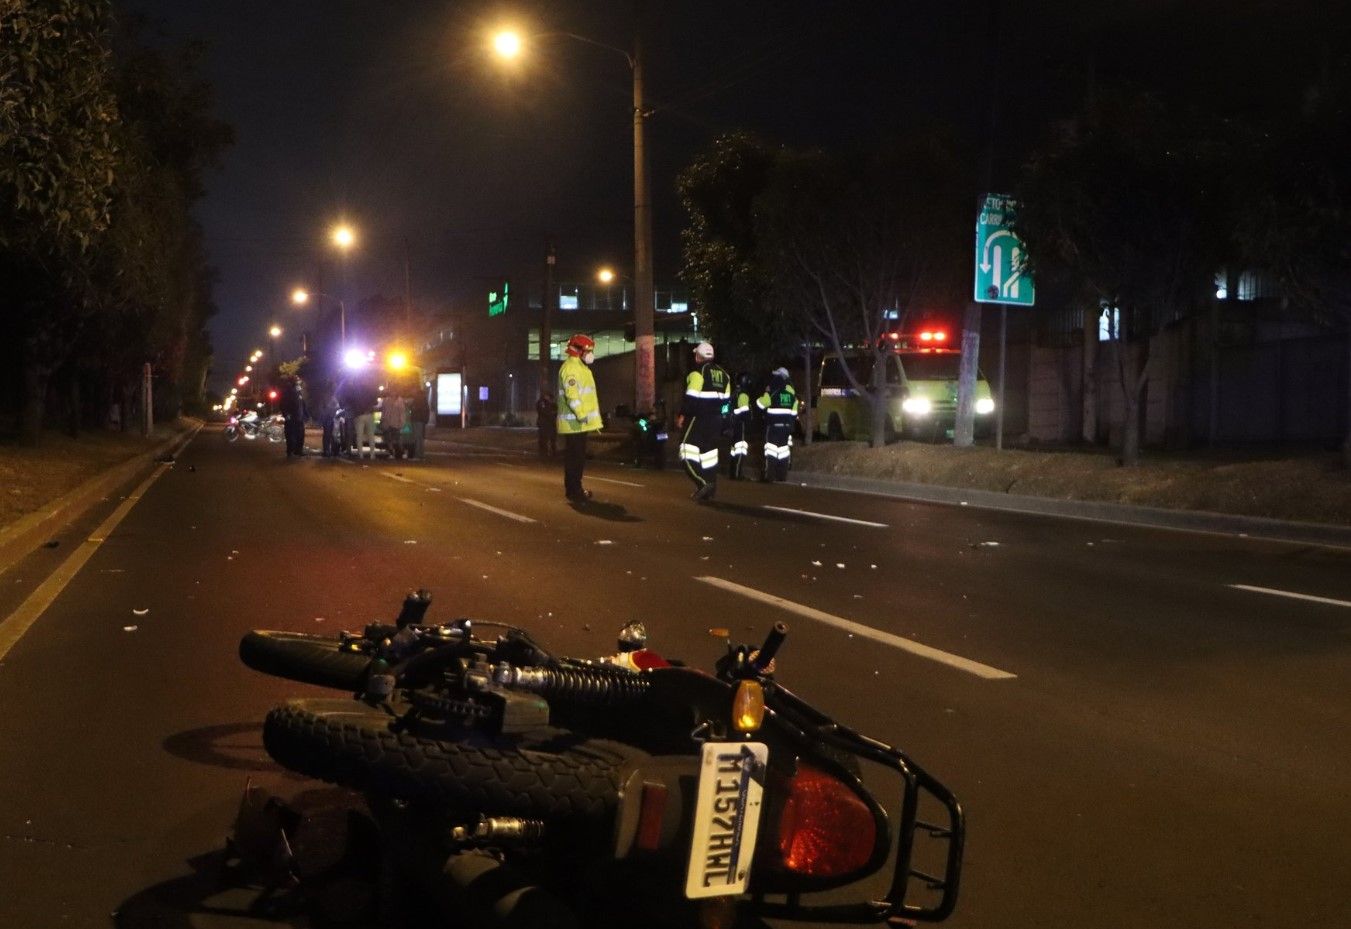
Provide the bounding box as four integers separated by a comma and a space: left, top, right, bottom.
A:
902, 397, 932, 415
975, 398, 995, 415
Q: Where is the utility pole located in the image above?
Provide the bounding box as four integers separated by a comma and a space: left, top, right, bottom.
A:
542, 242, 556, 401
403, 236, 413, 331
632, 26, 655, 414
141, 363, 153, 437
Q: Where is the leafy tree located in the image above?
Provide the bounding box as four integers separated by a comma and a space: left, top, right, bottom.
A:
677, 132, 801, 373
753, 137, 969, 447
1236, 55, 1351, 465
1015, 90, 1229, 465
0, 0, 119, 441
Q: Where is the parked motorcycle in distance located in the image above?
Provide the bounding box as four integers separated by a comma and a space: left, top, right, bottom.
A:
223, 409, 285, 443
237, 591, 965, 929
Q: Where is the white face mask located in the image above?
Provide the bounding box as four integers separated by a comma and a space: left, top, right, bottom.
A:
583, 351, 595, 365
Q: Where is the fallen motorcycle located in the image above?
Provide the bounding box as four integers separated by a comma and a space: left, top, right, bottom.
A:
224, 410, 285, 443
238, 592, 964, 928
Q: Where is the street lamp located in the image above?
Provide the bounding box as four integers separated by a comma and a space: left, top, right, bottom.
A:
269, 324, 282, 378
292, 287, 347, 349
331, 224, 356, 251
491, 27, 655, 413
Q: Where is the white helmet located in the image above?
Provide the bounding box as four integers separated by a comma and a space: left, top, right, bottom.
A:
693, 341, 715, 360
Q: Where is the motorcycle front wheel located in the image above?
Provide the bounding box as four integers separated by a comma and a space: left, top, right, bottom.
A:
265, 425, 285, 443
223, 424, 240, 442
263, 699, 640, 822
239, 630, 373, 690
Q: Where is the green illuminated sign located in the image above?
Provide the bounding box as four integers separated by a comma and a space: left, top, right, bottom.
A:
488, 282, 510, 317
974, 194, 1035, 306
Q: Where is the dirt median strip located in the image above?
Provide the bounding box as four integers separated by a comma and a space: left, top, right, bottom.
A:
0, 423, 201, 575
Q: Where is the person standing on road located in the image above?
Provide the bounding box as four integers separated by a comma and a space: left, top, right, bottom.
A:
381, 389, 408, 460
320, 387, 340, 457
557, 334, 601, 501
677, 341, 731, 502
728, 373, 754, 480
342, 376, 378, 460
757, 367, 799, 482
409, 384, 430, 459
536, 391, 558, 459
279, 374, 307, 458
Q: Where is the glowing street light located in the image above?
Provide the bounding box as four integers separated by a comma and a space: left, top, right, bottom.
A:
269, 325, 283, 339
387, 350, 408, 371
343, 347, 369, 370
597, 267, 616, 284
244, 364, 253, 372
492, 29, 523, 59
292, 286, 347, 349
331, 224, 356, 251
238, 376, 249, 386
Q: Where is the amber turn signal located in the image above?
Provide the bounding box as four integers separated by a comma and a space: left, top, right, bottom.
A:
732, 680, 765, 733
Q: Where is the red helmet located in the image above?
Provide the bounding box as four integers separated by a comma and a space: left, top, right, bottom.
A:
566, 333, 595, 357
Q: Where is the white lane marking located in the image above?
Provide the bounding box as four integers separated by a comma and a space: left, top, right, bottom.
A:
0, 441, 192, 662
590, 476, 644, 488
761, 506, 888, 528
496, 462, 525, 469
459, 498, 537, 524
380, 472, 416, 484
1229, 584, 1351, 609
695, 576, 1016, 680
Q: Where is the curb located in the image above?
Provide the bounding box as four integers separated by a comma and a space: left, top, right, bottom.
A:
0, 422, 202, 575
789, 470, 1351, 550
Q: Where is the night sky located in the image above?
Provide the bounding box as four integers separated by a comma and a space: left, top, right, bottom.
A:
120, 1, 1334, 393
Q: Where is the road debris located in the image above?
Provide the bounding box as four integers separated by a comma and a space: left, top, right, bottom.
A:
123, 625, 138, 632
132, 608, 149, 616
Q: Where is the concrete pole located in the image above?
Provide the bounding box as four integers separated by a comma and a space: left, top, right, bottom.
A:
632, 31, 655, 414
141, 363, 153, 437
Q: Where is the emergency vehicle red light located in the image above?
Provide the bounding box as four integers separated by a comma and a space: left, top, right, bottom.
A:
919, 331, 933, 341
774, 763, 876, 877
934, 330, 947, 341
267, 390, 278, 401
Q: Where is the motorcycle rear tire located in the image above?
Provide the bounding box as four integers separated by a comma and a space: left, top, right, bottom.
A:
239, 631, 373, 690
264, 699, 636, 822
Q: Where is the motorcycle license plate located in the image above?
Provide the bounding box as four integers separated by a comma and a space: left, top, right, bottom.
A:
684, 741, 769, 899
656, 432, 668, 441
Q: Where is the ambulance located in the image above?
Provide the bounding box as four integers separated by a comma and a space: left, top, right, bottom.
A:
815, 328, 995, 442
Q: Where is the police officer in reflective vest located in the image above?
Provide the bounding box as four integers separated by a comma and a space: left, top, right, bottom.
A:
757, 367, 799, 482
677, 341, 731, 502
557, 333, 602, 501
728, 373, 754, 480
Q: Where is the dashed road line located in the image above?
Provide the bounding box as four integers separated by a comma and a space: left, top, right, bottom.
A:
761, 506, 888, 528
380, 472, 416, 484
695, 576, 1016, 680
589, 476, 644, 488
1229, 584, 1351, 609
459, 498, 537, 524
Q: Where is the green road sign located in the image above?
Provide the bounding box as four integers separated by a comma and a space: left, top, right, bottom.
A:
488, 281, 510, 317
974, 194, 1034, 306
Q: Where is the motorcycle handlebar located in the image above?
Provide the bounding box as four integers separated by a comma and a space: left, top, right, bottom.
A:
750, 622, 788, 673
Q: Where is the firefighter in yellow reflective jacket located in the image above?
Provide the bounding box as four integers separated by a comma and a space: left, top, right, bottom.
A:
557, 333, 602, 501
676, 341, 731, 502
728, 373, 754, 480
757, 367, 799, 482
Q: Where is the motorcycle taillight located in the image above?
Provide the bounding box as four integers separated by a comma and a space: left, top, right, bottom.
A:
772, 762, 876, 878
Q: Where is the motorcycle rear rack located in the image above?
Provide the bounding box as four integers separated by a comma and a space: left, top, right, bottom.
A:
752, 684, 965, 924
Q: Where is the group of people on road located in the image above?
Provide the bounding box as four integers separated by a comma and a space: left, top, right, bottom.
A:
553, 334, 800, 504
319, 376, 430, 461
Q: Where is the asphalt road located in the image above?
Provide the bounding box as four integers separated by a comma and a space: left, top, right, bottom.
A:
0, 430, 1347, 928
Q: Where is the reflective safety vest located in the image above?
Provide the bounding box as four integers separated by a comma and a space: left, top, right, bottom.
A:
557, 356, 602, 434
757, 383, 799, 459
681, 363, 731, 420
730, 390, 752, 457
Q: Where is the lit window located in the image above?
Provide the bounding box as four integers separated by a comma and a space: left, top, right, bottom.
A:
559, 284, 579, 310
